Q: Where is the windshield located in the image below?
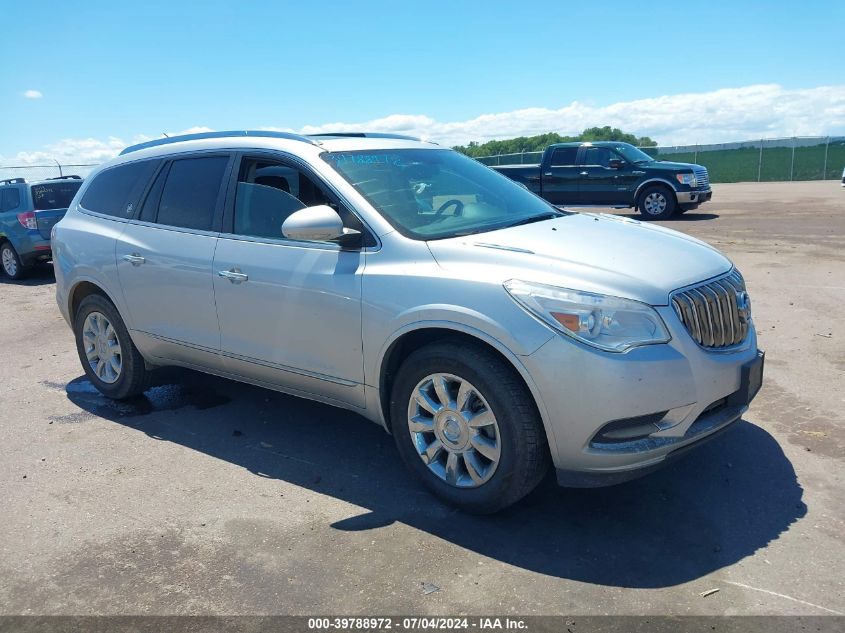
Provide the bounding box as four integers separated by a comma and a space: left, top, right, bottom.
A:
323, 149, 561, 240
31, 181, 82, 210
612, 144, 655, 164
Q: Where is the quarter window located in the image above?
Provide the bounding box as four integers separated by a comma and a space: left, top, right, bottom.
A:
156, 157, 228, 231
81, 161, 157, 218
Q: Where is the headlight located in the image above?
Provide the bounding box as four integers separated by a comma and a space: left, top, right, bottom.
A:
676, 172, 697, 186
504, 280, 671, 352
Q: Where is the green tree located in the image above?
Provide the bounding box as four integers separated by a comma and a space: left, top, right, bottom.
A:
453, 127, 657, 157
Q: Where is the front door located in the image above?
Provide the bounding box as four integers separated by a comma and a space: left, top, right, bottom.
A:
212, 155, 366, 408
577, 146, 638, 206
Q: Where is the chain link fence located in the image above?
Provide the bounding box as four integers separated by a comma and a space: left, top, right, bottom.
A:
474, 136, 845, 183
0, 162, 98, 183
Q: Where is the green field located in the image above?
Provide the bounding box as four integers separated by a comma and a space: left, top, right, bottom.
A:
646, 141, 845, 183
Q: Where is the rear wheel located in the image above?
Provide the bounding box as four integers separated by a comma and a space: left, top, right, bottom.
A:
637, 185, 677, 220
390, 340, 549, 513
1, 242, 27, 280
74, 294, 148, 399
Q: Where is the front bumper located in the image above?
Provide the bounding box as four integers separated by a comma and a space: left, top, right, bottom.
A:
676, 189, 712, 205
521, 305, 761, 486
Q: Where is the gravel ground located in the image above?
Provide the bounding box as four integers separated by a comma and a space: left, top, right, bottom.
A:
0, 180, 843, 616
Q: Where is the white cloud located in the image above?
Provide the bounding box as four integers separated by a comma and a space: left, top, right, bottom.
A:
3, 84, 844, 166
23, 89, 43, 99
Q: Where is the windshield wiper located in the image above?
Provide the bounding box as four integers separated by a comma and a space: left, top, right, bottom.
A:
501, 212, 560, 229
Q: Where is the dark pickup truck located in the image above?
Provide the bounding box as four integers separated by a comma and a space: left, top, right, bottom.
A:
492, 141, 712, 219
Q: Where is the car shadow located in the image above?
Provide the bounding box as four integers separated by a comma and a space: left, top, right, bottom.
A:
0, 262, 55, 286
59, 369, 806, 589
614, 211, 721, 222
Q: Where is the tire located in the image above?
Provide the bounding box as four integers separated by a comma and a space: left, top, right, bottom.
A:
1, 242, 28, 280
637, 185, 677, 220
73, 294, 148, 399
390, 340, 549, 513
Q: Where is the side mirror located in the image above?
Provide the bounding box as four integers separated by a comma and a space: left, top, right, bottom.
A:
282, 204, 362, 246
608, 158, 625, 169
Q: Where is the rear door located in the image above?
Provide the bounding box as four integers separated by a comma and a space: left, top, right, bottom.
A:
541, 146, 580, 205
116, 153, 233, 364
30, 179, 83, 239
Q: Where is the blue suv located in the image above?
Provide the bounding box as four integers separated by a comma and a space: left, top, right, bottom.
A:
0, 176, 82, 279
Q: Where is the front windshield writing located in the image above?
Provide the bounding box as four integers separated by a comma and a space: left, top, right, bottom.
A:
323, 149, 559, 240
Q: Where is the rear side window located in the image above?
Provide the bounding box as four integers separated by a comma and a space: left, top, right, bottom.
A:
0, 187, 21, 212
155, 157, 228, 231
550, 147, 578, 166
81, 161, 157, 218
32, 181, 82, 210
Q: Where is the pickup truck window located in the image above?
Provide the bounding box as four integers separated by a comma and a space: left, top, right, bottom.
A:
579, 147, 614, 168
613, 144, 655, 164
550, 147, 578, 166
323, 149, 559, 240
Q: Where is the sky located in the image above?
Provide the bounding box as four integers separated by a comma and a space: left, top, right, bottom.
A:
2, 0, 844, 165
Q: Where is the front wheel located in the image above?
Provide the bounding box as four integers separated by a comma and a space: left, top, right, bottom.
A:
74, 294, 149, 399
390, 340, 549, 513
637, 185, 677, 220
1, 242, 27, 280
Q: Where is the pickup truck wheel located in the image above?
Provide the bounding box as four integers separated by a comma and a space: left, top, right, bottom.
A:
1, 242, 27, 280
638, 185, 677, 220
390, 340, 549, 513
74, 294, 148, 399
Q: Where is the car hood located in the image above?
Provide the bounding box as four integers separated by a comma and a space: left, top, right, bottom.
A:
642, 160, 700, 172
426, 213, 732, 306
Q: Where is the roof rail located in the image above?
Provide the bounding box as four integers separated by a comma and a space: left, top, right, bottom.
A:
119, 130, 319, 156
308, 132, 422, 141
47, 175, 82, 180
0, 177, 26, 185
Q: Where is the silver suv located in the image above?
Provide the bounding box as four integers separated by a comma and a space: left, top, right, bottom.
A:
53, 131, 764, 512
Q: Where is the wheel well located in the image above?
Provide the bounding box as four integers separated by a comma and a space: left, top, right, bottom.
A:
378, 328, 535, 431
636, 182, 677, 206
69, 281, 111, 322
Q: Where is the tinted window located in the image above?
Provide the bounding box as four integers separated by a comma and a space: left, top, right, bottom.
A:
579, 147, 614, 167
32, 181, 82, 210
233, 159, 332, 239
156, 157, 228, 231
550, 147, 578, 166
139, 165, 167, 223
0, 188, 21, 212
81, 161, 157, 218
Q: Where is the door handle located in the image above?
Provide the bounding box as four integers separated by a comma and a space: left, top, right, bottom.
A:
579, 171, 589, 176
122, 253, 145, 266
218, 268, 249, 284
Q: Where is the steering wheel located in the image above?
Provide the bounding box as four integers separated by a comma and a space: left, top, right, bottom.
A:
435, 199, 464, 216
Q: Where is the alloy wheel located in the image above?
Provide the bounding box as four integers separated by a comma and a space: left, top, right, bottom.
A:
407, 373, 501, 488
82, 311, 123, 384
1, 247, 17, 277
643, 191, 668, 215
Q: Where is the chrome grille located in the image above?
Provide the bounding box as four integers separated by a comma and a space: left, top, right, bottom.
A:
693, 166, 710, 188
672, 270, 750, 348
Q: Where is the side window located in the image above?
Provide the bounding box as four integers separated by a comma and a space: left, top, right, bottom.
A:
0, 188, 21, 212
550, 147, 578, 166
81, 161, 157, 218
579, 147, 614, 168
155, 156, 228, 231
232, 158, 333, 240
